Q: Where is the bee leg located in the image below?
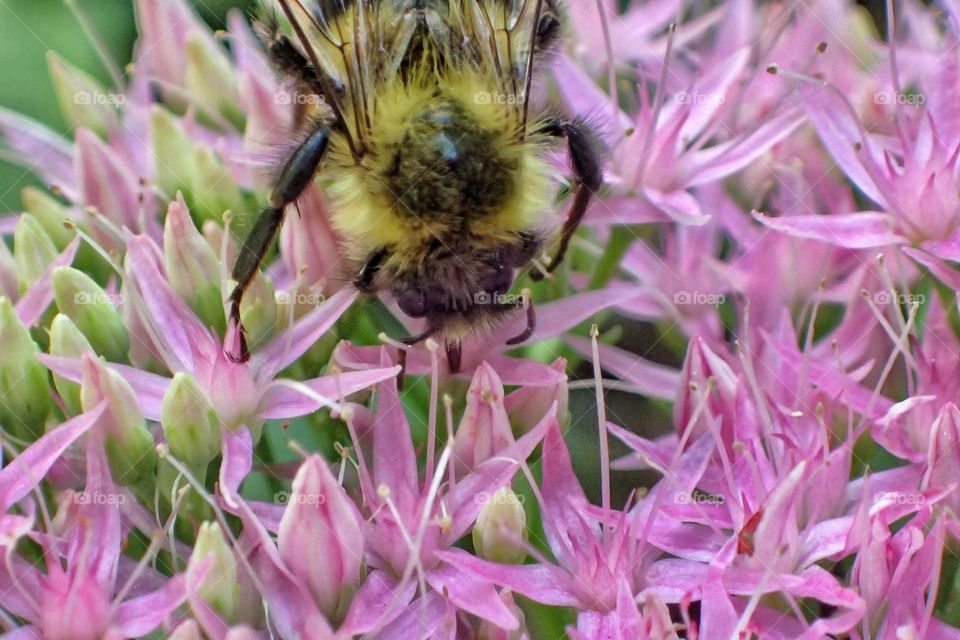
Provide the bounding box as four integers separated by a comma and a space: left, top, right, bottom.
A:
354, 247, 389, 294
227, 126, 331, 362
532, 118, 603, 281
446, 340, 462, 374
506, 297, 536, 345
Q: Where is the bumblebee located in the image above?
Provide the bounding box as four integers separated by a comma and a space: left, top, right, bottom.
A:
229, 0, 603, 371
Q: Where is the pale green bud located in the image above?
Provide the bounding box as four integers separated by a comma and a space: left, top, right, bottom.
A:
0, 297, 51, 440
150, 106, 195, 200
52, 267, 129, 362
49, 314, 93, 416
14, 214, 58, 293
161, 373, 220, 468
472, 488, 527, 564
47, 52, 118, 137
163, 199, 224, 332
191, 521, 240, 621
190, 145, 246, 221
184, 33, 244, 128
21, 187, 74, 250
80, 356, 156, 488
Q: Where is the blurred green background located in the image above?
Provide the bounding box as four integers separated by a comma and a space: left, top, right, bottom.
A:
0, 0, 255, 212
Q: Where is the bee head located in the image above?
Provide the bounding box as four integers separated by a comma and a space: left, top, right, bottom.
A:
391, 233, 540, 322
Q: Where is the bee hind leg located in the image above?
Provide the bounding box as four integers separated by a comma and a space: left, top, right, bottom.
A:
227, 126, 331, 362
532, 118, 603, 280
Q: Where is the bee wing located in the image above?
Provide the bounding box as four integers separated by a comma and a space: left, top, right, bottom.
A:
275, 0, 400, 151
456, 1, 554, 102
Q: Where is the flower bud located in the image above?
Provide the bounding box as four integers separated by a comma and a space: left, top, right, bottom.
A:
454, 363, 514, 471
190, 521, 240, 622
49, 314, 93, 416
237, 272, 277, 350
163, 199, 224, 333
278, 455, 363, 620
21, 186, 74, 250
473, 488, 527, 564
47, 52, 117, 138
191, 145, 246, 221
14, 214, 58, 293
52, 267, 129, 362
80, 355, 156, 488
0, 297, 52, 440
506, 358, 569, 433
161, 373, 220, 468
150, 106, 195, 201
184, 32, 244, 128
0, 237, 16, 299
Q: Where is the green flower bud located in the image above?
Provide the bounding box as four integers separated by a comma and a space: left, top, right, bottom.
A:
14, 214, 58, 293
49, 314, 93, 416
0, 297, 52, 440
150, 106, 195, 201
190, 145, 246, 221
0, 238, 16, 299
238, 273, 277, 352
190, 521, 240, 622
163, 199, 224, 333
20, 187, 74, 250
472, 488, 527, 564
184, 33, 244, 129
52, 267, 129, 362
80, 356, 156, 489
161, 373, 220, 468
47, 52, 118, 138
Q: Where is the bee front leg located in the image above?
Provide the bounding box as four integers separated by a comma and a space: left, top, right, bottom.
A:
227, 126, 331, 362
354, 246, 389, 293
533, 118, 603, 280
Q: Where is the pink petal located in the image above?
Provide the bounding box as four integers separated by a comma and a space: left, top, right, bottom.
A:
0, 108, 76, 198
426, 563, 519, 630
753, 210, 904, 249
257, 366, 400, 420
114, 573, 189, 636
253, 288, 358, 382
15, 237, 80, 327
438, 549, 580, 608
0, 403, 105, 512
566, 336, 679, 400
37, 355, 171, 421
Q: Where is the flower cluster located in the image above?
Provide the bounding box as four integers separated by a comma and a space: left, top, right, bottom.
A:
2, 0, 960, 637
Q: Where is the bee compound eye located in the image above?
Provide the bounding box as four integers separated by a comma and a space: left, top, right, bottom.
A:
396, 288, 428, 318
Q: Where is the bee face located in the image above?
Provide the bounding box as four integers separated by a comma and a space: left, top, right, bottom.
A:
389, 232, 541, 321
